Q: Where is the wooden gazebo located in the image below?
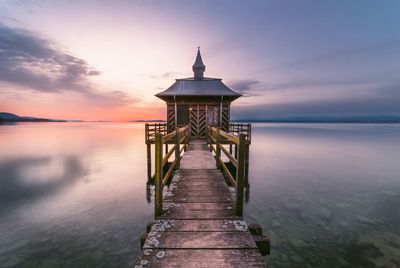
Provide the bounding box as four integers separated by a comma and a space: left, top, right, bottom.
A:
155, 47, 241, 137
145, 48, 251, 185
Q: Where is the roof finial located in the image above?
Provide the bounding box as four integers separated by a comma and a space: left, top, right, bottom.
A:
193, 47, 205, 80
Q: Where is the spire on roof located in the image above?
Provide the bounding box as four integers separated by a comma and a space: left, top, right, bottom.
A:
192, 47, 206, 80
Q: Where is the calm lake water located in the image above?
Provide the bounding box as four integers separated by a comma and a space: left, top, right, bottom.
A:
0, 122, 399, 267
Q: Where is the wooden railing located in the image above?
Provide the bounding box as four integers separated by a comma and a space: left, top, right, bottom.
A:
207, 126, 248, 216
145, 123, 167, 144
229, 123, 252, 144
145, 122, 251, 143
154, 126, 189, 217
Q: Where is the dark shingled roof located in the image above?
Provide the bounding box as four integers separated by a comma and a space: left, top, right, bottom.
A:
156, 77, 241, 101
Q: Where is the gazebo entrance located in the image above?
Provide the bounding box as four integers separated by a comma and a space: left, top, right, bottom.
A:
175, 104, 229, 138
189, 104, 222, 138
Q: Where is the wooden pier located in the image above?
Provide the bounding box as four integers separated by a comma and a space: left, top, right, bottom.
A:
136, 124, 269, 267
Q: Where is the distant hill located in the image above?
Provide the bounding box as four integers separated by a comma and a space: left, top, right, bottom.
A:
233, 115, 400, 123
0, 112, 66, 122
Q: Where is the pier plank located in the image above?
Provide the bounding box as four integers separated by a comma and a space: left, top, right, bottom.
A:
143, 232, 257, 249
148, 219, 246, 232
135, 249, 265, 268
164, 196, 232, 203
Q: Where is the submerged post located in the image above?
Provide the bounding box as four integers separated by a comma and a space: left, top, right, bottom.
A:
235, 133, 246, 216
154, 133, 163, 217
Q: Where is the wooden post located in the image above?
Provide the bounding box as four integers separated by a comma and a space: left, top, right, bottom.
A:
175, 128, 180, 169
145, 123, 149, 144
165, 143, 168, 155
234, 143, 238, 159
154, 133, 163, 218
146, 144, 152, 181
209, 127, 212, 152
145, 124, 152, 181
229, 143, 232, 155
184, 127, 188, 151
235, 134, 246, 216
245, 143, 250, 187
216, 128, 221, 168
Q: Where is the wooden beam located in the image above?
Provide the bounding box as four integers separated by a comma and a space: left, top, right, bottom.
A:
219, 144, 238, 167
163, 158, 178, 186
211, 126, 239, 144
219, 160, 236, 187
162, 144, 177, 166
162, 131, 176, 143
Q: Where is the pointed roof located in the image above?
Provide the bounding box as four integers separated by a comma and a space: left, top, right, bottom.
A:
155, 48, 241, 102
192, 47, 206, 79
193, 47, 205, 68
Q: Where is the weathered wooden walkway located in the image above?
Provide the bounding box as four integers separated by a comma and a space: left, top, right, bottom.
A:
135, 139, 266, 267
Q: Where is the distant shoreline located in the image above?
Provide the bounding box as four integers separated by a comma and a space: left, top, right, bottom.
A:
1, 112, 399, 124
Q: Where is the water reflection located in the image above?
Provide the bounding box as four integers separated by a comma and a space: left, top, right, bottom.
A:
0, 122, 153, 267
244, 123, 400, 267
0, 156, 88, 209
0, 123, 399, 267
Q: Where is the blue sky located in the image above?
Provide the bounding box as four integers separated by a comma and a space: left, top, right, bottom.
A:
0, 0, 399, 120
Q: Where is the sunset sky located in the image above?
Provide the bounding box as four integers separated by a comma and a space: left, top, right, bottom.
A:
1, 0, 399, 121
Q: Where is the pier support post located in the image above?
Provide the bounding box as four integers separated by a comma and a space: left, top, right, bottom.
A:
146, 144, 151, 181
235, 134, 246, 216
145, 124, 152, 181
154, 133, 163, 218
